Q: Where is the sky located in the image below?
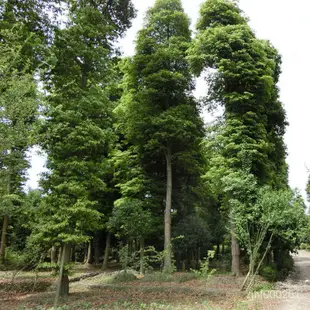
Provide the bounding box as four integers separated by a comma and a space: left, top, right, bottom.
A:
27, 0, 310, 202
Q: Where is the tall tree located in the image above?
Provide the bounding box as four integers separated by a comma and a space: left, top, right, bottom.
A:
0, 25, 38, 263
188, 0, 288, 275
117, 0, 204, 271
35, 0, 135, 297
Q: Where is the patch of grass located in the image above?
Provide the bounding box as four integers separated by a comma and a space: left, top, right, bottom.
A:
140, 271, 174, 282
108, 271, 138, 284
259, 265, 277, 282
252, 281, 274, 292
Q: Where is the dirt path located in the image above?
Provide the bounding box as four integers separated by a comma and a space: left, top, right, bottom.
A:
272, 250, 310, 309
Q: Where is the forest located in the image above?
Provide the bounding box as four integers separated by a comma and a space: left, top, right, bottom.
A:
0, 0, 309, 309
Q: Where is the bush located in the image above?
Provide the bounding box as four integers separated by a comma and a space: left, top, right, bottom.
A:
191, 250, 216, 280
260, 265, 277, 282
300, 243, 308, 250
276, 254, 294, 281
210, 255, 231, 273
0, 247, 28, 270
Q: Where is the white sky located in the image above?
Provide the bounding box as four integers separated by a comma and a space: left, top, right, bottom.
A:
27, 0, 310, 202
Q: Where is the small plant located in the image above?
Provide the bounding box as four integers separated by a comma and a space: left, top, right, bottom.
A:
259, 265, 277, 282
191, 250, 216, 280
118, 243, 139, 272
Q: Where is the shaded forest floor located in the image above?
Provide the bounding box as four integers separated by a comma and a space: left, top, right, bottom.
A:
0, 265, 273, 310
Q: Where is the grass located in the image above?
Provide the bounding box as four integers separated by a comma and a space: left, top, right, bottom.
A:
252, 281, 275, 292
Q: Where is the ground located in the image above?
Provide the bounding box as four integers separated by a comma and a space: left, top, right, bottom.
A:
1, 252, 310, 310
0, 266, 247, 310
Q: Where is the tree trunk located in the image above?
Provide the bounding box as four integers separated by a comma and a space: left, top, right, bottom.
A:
58, 246, 62, 264
51, 245, 57, 264
71, 245, 76, 263
102, 232, 111, 271
51, 245, 57, 273
83, 243, 87, 263
231, 231, 240, 276
197, 247, 201, 266
85, 241, 92, 264
163, 147, 172, 271
54, 243, 71, 308
59, 244, 70, 297
94, 233, 100, 265
216, 243, 220, 259
140, 236, 144, 274
0, 215, 9, 264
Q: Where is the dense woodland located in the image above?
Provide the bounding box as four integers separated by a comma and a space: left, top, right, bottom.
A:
0, 0, 308, 301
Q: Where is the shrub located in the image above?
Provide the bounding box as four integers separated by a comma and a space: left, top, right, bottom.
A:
191, 250, 216, 280
300, 243, 308, 250
260, 265, 277, 282
276, 254, 294, 280
0, 247, 28, 270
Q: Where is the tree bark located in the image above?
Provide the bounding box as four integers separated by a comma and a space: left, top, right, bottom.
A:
58, 246, 62, 264
102, 232, 111, 271
0, 215, 9, 264
51, 245, 57, 264
197, 247, 201, 266
163, 146, 172, 271
216, 243, 220, 259
231, 231, 240, 276
54, 243, 71, 308
71, 245, 76, 263
59, 244, 70, 297
94, 233, 100, 265
85, 241, 92, 264
140, 236, 144, 274
83, 243, 87, 263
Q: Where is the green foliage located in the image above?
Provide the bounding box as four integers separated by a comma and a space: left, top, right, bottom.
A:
173, 215, 211, 254
252, 281, 274, 292
1, 247, 28, 269
118, 244, 135, 272
191, 250, 216, 280
118, 0, 205, 271
190, 0, 288, 188
34, 0, 136, 247
109, 198, 155, 239
259, 265, 277, 282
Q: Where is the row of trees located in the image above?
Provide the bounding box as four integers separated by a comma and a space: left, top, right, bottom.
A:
0, 0, 307, 297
